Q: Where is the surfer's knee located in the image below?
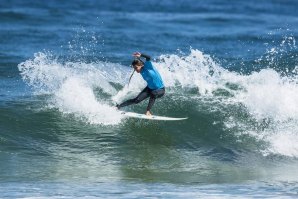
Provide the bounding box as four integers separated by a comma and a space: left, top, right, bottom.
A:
134, 97, 142, 104
158, 92, 165, 98
152, 88, 165, 99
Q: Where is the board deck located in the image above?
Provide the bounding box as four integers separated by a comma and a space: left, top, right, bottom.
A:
120, 111, 188, 121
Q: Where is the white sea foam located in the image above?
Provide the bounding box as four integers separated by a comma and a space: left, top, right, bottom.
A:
18, 52, 127, 125
54, 77, 122, 125
156, 49, 230, 94
265, 124, 298, 157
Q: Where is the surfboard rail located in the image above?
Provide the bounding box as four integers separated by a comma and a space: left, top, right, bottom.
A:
120, 111, 188, 121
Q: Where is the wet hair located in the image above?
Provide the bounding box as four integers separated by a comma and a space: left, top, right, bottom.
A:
131, 59, 144, 67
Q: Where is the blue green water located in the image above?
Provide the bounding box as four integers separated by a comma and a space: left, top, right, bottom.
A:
1, 0, 298, 198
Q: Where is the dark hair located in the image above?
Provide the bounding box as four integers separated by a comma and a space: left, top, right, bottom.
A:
131, 59, 144, 67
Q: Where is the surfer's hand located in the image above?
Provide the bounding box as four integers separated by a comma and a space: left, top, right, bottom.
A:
133, 52, 141, 58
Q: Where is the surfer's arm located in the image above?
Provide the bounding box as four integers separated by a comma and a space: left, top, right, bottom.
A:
133, 52, 151, 61
140, 53, 151, 61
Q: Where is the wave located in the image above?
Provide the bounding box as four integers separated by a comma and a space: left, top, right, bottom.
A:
18, 47, 298, 157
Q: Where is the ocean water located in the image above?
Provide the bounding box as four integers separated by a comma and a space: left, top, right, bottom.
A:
1, 0, 298, 198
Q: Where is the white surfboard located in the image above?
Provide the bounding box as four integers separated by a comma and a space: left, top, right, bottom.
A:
120, 111, 188, 121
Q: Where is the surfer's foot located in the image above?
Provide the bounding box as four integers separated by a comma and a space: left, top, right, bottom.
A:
145, 111, 152, 116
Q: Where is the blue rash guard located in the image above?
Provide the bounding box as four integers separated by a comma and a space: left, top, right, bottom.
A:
140, 61, 164, 90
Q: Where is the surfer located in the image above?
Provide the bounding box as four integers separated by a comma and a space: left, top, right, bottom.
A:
116, 52, 165, 116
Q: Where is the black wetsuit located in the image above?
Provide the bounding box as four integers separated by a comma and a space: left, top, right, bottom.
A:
117, 54, 165, 112
117, 86, 165, 111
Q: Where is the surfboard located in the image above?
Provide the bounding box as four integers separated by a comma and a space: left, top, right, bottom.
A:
120, 111, 188, 121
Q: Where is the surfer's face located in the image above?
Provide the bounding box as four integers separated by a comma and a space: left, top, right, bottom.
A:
133, 63, 143, 73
